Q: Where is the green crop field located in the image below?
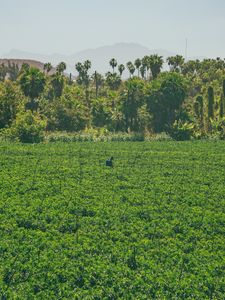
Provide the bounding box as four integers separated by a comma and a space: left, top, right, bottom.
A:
0, 141, 225, 299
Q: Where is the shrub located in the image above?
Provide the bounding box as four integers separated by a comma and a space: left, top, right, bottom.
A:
169, 120, 194, 141
9, 111, 46, 143
210, 118, 225, 139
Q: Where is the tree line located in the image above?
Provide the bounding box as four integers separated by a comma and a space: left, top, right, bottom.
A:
0, 54, 225, 142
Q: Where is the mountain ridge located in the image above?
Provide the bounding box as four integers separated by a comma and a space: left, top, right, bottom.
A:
2, 43, 176, 74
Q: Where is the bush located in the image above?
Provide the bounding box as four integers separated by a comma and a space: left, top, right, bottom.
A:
9, 111, 46, 143
210, 118, 225, 139
169, 120, 194, 141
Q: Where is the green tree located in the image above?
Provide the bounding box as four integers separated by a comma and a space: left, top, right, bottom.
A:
43, 62, 53, 74
91, 97, 111, 128
126, 62, 135, 78
118, 64, 125, 77
49, 74, 65, 99
75, 62, 83, 74
195, 95, 204, 127
147, 73, 186, 132
149, 54, 164, 79
134, 59, 142, 77
19, 67, 45, 112
105, 72, 121, 90
141, 56, 150, 79
56, 62, 66, 75
7, 62, 20, 81
109, 58, 117, 73
92, 71, 104, 98
76, 61, 92, 87
207, 86, 214, 120
219, 93, 224, 118
181, 59, 200, 75
84, 60, 91, 72
0, 64, 7, 82
10, 110, 46, 143
194, 101, 200, 118
139, 65, 146, 80
75, 60, 92, 112
223, 79, 225, 98
0, 81, 24, 128
121, 78, 145, 131
167, 55, 185, 72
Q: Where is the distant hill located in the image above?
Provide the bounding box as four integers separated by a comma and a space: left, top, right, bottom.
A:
0, 58, 56, 74
2, 43, 176, 75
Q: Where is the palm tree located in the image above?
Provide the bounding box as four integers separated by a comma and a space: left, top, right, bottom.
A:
134, 59, 141, 77
105, 72, 121, 90
75, 61, 91, 87
167, 55, 185, 72
75, 60, 92, 116
118, 64, 125, 77
56, 62, 66, 75
92, 71, 104, 98
148, 55, 164, 79
84, 60, 91, 72
141, 56, 150, 80
140, 65, 146, 80
0, 63, 7, 81
109, 58, 117, 73
126, 62, 135, 78
75, 62, 83, 74
43, 62, 52, 74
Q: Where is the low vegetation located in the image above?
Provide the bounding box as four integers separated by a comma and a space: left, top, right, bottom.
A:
1, 141, 225, 298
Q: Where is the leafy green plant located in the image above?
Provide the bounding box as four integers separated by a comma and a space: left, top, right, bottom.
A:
9, 111, 46, 143
210, 117, 225, 139
169, 120, 194, 140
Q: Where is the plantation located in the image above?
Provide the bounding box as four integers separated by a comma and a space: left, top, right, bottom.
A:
0, 141, 225, 299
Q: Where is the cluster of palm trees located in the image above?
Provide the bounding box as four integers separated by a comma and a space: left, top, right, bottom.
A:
43, 61, 67, 75
41, 55, 185, 97
43, 55, 225, 85
108, 54, 164, 80
44, 54, 165, 81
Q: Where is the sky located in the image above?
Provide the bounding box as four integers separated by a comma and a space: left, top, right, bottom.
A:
1, 0, 225, 57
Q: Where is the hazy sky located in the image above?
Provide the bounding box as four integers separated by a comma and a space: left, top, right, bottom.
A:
1, 0, 225, 57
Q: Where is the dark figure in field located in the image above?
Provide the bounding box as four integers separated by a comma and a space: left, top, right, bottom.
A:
106, 157, 114, 167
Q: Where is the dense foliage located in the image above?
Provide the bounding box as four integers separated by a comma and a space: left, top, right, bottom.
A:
0, 141, 225, 299
0, 56, 225, 141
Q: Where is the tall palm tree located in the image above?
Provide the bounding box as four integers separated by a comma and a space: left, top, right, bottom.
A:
118, 64, 125, 77
149, 55, 164, 79
75, 62, 83, 74
43, 62, 52, 74
141, 56, 150, 80
92, 71, 104, 98
167, 55, 185, 72
75, 61, 91, 87
126, 62, 135, 78
84, 60, 91, 72
109, 58, 117, 73
56, 62, 66, 75
134, 58, 141, 77
105, 72, 121, 90
140, 65, 146, 80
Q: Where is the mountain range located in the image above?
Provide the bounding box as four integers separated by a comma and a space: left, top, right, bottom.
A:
2, 43, 176, 75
